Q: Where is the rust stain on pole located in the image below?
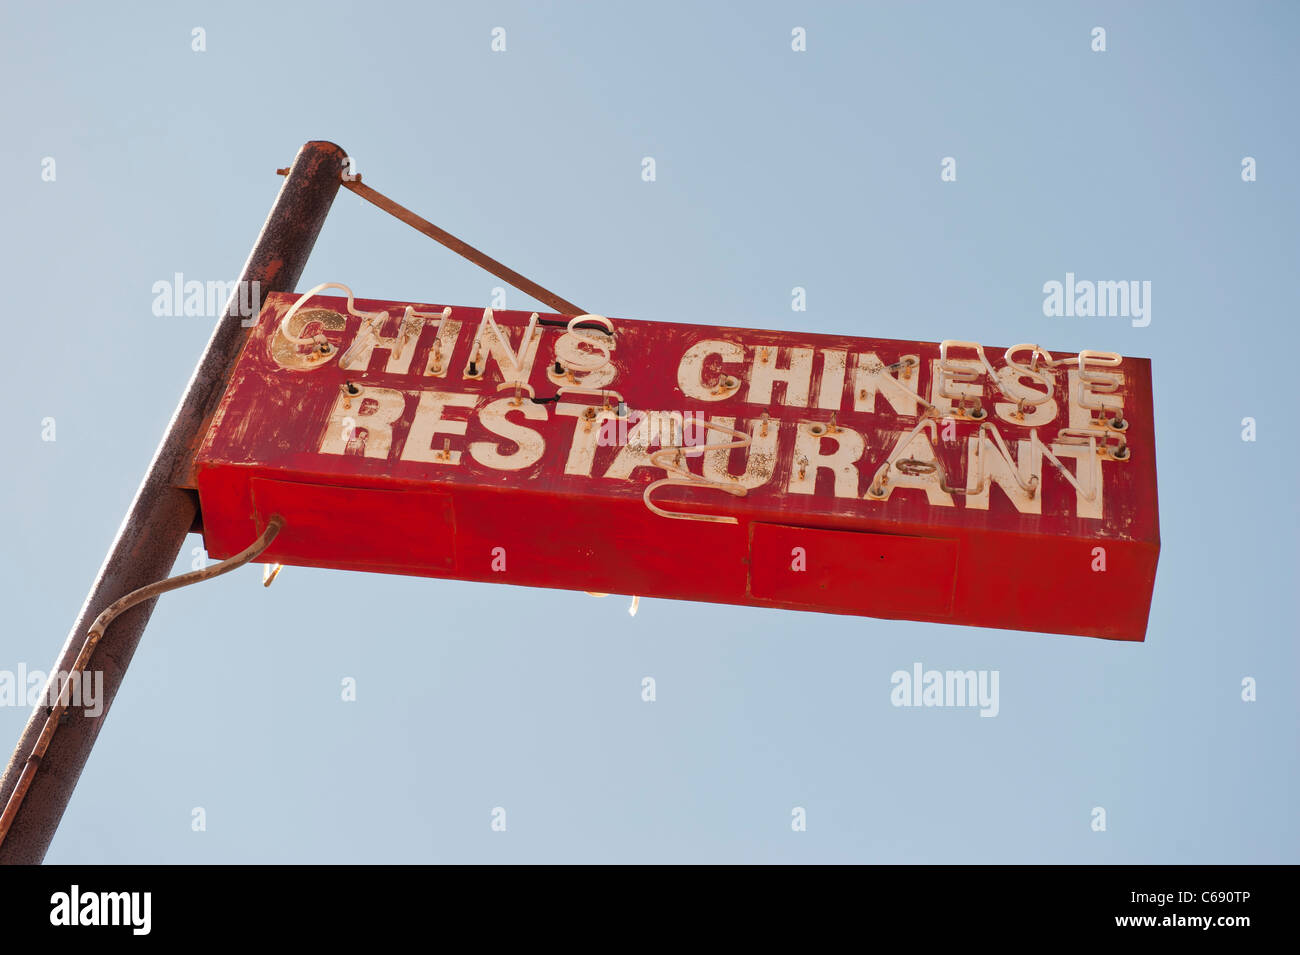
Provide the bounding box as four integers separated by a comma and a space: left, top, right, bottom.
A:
0, 141, 346, 864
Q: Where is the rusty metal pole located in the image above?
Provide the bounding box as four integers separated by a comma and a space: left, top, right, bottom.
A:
0, 140, 346, 864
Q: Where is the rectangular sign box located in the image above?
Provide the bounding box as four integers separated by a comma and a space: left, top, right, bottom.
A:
191, 291, 1160, 640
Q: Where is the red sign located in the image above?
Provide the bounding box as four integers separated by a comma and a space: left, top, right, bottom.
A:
192, 289, 1159, 640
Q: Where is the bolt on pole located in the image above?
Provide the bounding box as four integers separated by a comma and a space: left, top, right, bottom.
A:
0, 141, 347, 864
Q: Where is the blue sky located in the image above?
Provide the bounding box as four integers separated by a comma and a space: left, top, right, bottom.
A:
1, 1, 1296, 862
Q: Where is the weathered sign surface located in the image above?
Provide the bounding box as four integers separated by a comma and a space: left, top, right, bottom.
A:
191, 290, 1159, 640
